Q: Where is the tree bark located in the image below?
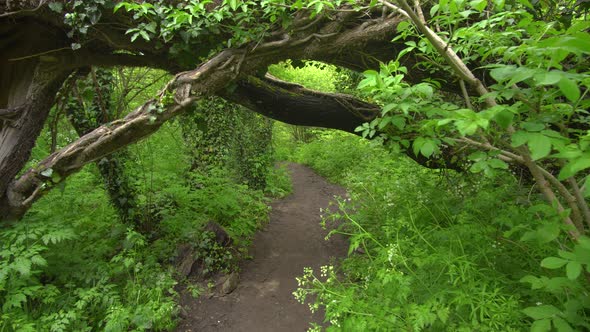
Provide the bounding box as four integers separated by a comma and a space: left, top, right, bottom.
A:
223, 75, 380, 133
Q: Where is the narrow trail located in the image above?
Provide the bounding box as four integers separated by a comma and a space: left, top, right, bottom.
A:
177, 163, 348, 332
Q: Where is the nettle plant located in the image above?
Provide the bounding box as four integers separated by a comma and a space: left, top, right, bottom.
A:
354, 0, 589, 329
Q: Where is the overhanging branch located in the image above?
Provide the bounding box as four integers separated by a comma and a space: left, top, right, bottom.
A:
223, 75, 380, 133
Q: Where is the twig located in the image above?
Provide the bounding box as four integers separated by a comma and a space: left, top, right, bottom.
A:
567, 177, 590, 229
459, 80, 473, 109
0, 0, 47, 18
8, 47, 71, 62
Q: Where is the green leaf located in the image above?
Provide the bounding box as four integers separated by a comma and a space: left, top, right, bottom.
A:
390, 116, 406, 130
470, 160, 488, 173
469, 0, 487, 11
490, 65, 515, 82
420, 140, 437, 158
522, 122, 545, 132
397, 21, 412, 32
566, 261, 582, 280
48, 2, 63, 12
468, 151, 487, 161
530, 318, 551, 332
578, 236, 590, 250
558, 78, 580, 102
552, 317, 574, 332
488, 158, 508, 169
506, 67, 535, 86
523, 305, 560, 319
413, 137, 425, 156
558, 156, 590, 180
382, 103, 397, 114
511, 131, 530, 147
517, 0, 534, 9
139, 30, 150, 41
536, 222, 561, 243
533, 71, 562, 86
113, 2, 127, 13
528, 133, 552, 160
437, 119, 453, 126
13, 257, 32, 276
541, 257, 568, 269
493, 109, 514, 129
40, 168, 53, 178
30, 255, 47, 267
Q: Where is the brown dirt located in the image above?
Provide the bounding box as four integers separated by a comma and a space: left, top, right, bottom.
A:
176, 163, 348, 332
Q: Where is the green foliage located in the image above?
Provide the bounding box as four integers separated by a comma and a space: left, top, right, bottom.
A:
0, 170, 177, 331
294, 133, 589, 331
109, 0, 357, 66
2, 68, 276, 330
264, 163, 293, 198
269, 60, 343, 93
180, 97, 274, 190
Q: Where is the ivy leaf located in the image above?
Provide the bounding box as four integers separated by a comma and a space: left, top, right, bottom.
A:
523, 305, 560, 320
40, 168, 53, 178
48, 2, 63, 12
558, 77, 580, 102
541, 257, 568, 269
566, 261, 582, 280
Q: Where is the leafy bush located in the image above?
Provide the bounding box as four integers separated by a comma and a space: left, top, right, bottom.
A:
0, 169, 177, 331
294, 132, 589, 331
1, 114, 274, 330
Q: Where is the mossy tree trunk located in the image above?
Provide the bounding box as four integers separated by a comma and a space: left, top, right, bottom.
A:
63, 68, 141, 225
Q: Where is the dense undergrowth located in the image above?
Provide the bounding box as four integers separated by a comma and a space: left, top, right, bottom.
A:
0, 78, 291, 331
289, 131, 589, 331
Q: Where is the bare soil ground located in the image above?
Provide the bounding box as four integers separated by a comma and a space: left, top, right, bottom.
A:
176, 163, 348, 332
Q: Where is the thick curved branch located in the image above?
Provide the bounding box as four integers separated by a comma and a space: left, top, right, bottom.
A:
223, 75, 380, 133
223, 75, 464, 171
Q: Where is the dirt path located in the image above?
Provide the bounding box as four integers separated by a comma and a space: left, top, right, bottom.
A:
176, 163, 348, 332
